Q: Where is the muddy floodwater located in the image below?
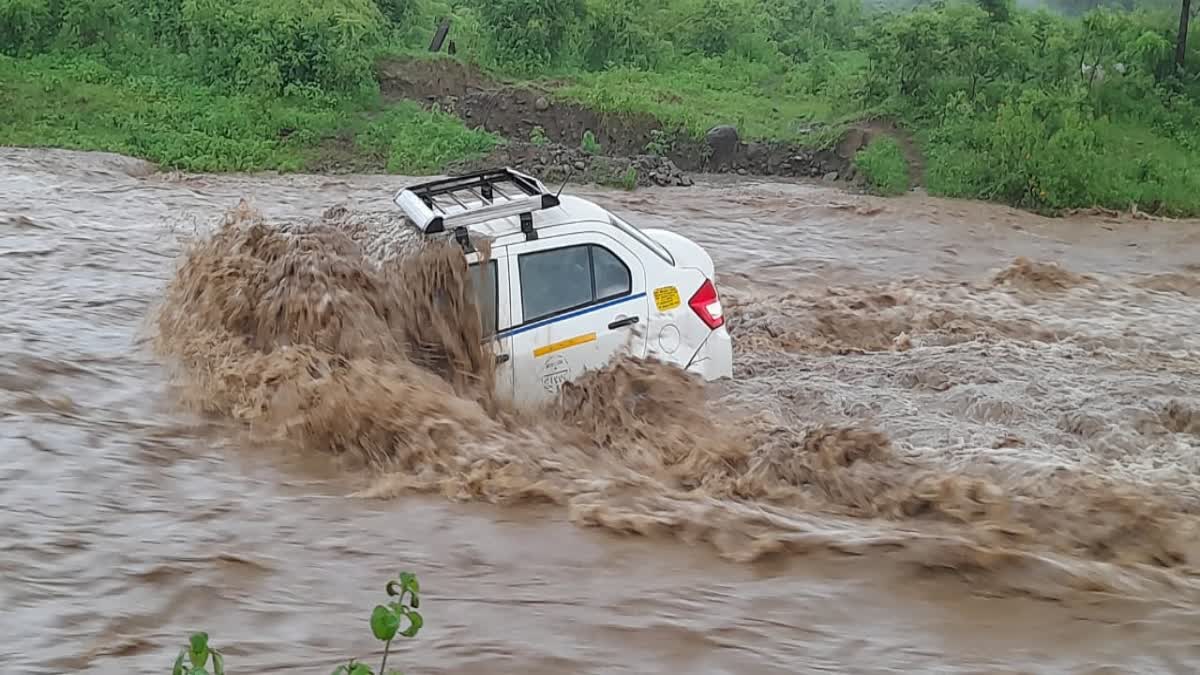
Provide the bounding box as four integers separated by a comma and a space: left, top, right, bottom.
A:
5, 147, 1200, 674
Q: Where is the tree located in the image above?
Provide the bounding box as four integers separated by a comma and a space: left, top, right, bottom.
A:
1179, 0, 1193, 68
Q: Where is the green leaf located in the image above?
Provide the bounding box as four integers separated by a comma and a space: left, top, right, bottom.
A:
211, 650, 225, 675
173, 649, 187, 675
400, 609, 423, 638
333, 658, 374, 672
370, 605, 400, 641
191, 669, 209, 675
334, 660, 374, 675
188, 633, 210, 667
399, 571, 419, 595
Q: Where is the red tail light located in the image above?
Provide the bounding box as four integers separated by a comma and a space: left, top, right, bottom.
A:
688, 278, 724, 329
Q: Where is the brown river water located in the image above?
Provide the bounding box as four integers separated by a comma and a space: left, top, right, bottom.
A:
4, 146, 1200, 674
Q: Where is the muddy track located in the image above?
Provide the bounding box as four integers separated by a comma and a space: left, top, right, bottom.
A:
375, 57, 903, 188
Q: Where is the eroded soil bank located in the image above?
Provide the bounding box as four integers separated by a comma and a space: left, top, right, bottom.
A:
376, 57, 909, 188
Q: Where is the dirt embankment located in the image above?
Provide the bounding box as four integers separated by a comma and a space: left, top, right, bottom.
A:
376, 57, 904, 188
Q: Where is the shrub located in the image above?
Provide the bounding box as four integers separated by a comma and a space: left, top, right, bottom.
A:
373, 0, 416, 26
0, 0, 57, 56
925, 90, 1102, 212
757, 0, 862, 60
58, 0, 129, 50
471, 0, 586, 73
180, 0, 387, 94
579, 0, 662, 70
581, 129, 601, 154
667, 0, 777, 61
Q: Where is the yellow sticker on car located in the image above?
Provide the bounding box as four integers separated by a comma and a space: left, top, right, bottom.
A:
654, 285, 681, 312
533, 332, 597, 358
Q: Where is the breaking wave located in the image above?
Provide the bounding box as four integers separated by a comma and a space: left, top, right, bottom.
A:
152, 204, 1200, 600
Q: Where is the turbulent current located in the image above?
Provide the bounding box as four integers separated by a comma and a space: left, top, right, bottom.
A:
4, 147, 1200, 674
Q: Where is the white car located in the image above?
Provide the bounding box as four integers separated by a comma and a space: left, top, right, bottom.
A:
394, 167, 733, 407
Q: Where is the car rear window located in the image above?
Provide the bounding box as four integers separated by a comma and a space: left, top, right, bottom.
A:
518, 244, 631, 322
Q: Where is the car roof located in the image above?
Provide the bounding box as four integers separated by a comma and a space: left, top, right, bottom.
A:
467, 195, 675, 265
392, 168, 675, 264
464, 194, 610, 244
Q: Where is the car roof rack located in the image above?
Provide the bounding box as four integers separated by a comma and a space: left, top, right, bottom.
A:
393, 168, 560, 244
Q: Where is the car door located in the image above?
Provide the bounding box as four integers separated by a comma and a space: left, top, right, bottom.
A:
504, 231, 649, 406
466, 249, 514, 404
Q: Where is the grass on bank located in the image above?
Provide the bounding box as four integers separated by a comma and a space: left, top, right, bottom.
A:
554, 63, 833, 141
853, 136, 910, 196
3, 0, 1199, 216
0, 53, 499, 174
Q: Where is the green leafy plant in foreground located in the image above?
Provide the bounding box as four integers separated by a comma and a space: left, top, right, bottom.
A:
331, 571, 424, 675
173, 632, 224, 675
168, 572, 423, 675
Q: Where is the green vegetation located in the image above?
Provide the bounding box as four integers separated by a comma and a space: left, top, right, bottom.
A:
0, 0, 498, 173
554, 63, 839, 141
171, 571, 423, 675
1, 0, 1198, 214
618, 166, 639, 191
173, 633, 224, 675
442, 0, 1199, 213
580, 129, 601, 155
855, 137, 910, 196
0, 52, 497, 173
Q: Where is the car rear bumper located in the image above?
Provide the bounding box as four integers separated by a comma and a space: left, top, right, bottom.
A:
685, 326, 733, 381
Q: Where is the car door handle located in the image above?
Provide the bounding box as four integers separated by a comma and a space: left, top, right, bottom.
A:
495, 353, 510, 364
608, 316, 640, 329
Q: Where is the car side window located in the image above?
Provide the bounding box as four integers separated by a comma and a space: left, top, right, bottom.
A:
467, 259, 498, 337
518, 243, 632, 322
518, 245, 593, 322
592, 245, 631, 300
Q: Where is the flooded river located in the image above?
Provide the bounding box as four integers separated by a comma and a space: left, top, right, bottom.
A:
4, 146, 1200, 674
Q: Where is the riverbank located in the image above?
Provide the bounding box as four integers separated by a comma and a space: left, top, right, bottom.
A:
0, 52, 892, 192
2, 0, 1197, 214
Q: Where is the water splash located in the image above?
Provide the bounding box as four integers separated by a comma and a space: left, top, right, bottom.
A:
151, 203, 1200, 601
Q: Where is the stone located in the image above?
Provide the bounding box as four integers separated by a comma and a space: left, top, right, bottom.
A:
836, 128, 869, 159
824, 171, 840, 182
737, 168, 748, 176
534, 97, 550, 111
574, 161, 586, 171
745, 142, 767, 163
705, 125, 740, 167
